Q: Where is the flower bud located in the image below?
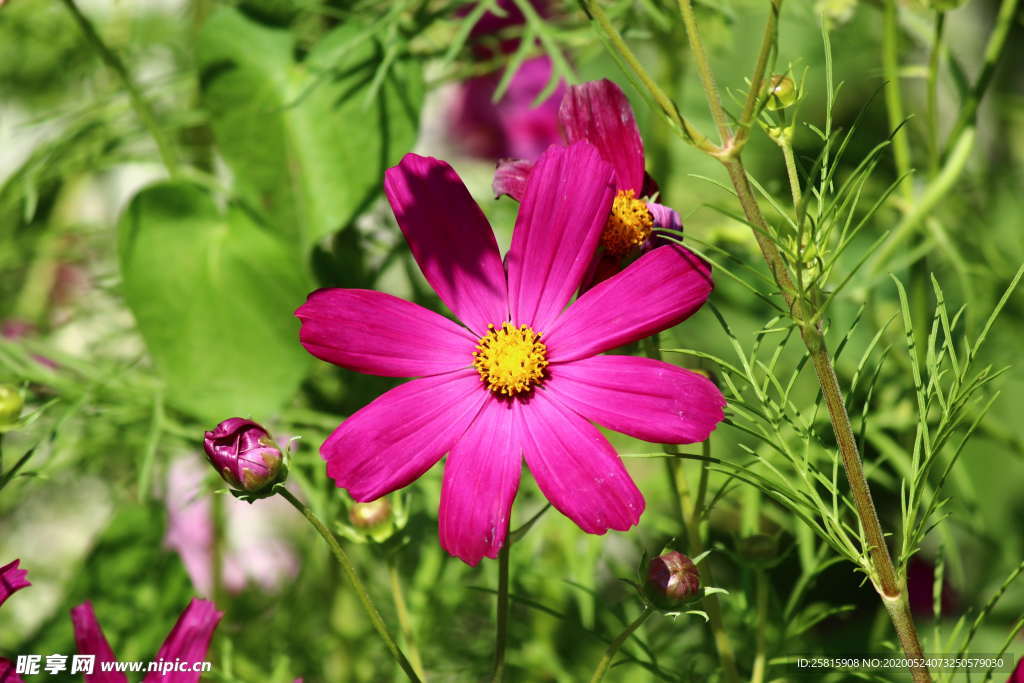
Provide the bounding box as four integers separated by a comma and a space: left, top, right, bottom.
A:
645, 551, 700, 607
203, 418, 284, 494
0, 385, 23, 428
765, 75, 796, 111
349, 498, 392, 530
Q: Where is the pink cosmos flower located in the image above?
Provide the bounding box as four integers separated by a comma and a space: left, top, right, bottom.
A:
449, 56, 565, 162
295, 142, 724, 565
1, 559, 30, 683
494, 79, 682, 288
163, 458, 298, 597
447, 0, 563, 161
70, 599, 222, 683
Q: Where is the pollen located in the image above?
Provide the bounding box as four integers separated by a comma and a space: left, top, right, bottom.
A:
473, 322, 548, 396
601, 189, 654, 256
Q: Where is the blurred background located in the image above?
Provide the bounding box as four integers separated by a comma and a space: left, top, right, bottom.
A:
1, 0, 1023, 680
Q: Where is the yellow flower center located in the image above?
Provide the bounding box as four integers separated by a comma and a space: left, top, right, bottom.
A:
473, 322, 548, 396
601, 189, 653, 256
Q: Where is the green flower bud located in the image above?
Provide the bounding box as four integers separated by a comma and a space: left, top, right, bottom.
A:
0, 384, 23, 428
766, 75, 797, 111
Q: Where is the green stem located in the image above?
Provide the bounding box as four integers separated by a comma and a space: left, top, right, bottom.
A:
277, 488, 422, 682
780, 135, 803, 210
59, 0, 179, 176
588, 606, 652, 683
675, 0, 731, 144
734, 0, 781, 151
943, 0, 1020, 159
882, 0, 913, 205
926, 13, 945, 178
579, 0, 716, 153
491, 536, 511, 683
751, 571, 769, 683
388, 560, 426, 680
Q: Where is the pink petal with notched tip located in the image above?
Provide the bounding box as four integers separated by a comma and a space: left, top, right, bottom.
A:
323, 370, 488, 502
296, 288, 476, 378
520, 390, 644, 534
505, 142, 615, 332
546, 355, 724, 444
559, 79, 646, 193
144, 599, 222, 683
438, 397, 522, 566
384, 154, 508, 336
544, 245, 712, 362
70, 602, 127, 683
0, 559, 30, 609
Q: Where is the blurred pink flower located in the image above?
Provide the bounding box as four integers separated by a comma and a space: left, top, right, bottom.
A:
70, 599, 221, 683
163, 458, 298, 596
296, 143, 724, 566
447, 0, 563, 160
1009, 656, 1023, 682
449, 56, 564, 162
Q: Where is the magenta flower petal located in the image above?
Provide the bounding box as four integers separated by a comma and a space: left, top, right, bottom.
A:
70, 602, 127, 683
296, 288, 476, 377
545, 245, 712, 362
384, 154, 508, 335
438, 397, 522, 566
647, 201, 682, 232
505, 142, 615, 330
559, 79, 645, 193
144, 599, 223, 683
323, 369, 487, 501
0, 658, 24, 683
492, 158, 533, 201
547, 356, 724, 444
0, 559, 30, 609
521, 390, 644, 533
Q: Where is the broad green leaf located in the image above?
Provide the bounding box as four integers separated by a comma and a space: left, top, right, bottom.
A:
119, 181, 310, 423
198, 7, 423, 247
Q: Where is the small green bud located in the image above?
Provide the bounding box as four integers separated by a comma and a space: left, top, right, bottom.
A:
0, 384, 23, 428
349, 498, 392, 530
766, 75, 797, 111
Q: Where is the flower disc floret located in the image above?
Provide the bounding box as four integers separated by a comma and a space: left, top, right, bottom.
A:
602, 189, 653, 256
473, 322, 548, 396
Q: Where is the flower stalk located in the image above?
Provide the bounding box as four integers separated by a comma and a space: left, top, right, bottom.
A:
588, 606, 652, 683
276, 487, 422, 683
388, 560, 426, 680
491, 533, 511, 683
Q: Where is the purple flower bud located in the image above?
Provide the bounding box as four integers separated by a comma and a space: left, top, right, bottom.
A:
646, 551, 700, 606
203, 418, 284, 493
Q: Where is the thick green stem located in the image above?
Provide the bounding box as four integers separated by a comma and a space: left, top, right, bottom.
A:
491, 537, 511, 683
589, 606, 652, 683
926, 13, 945, 178
943, 0, 1020, 158
388, 561, 426, 681
882, 0, 913, 205
277, 488, 422, 683
59, 0, 179, 176
723, 155, 931, 683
